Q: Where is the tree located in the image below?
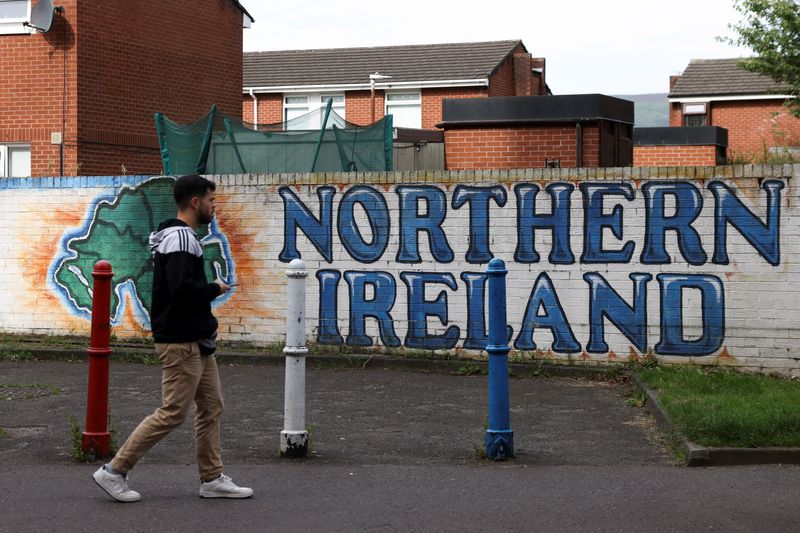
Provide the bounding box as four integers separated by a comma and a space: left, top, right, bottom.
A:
723, 0, 800, 117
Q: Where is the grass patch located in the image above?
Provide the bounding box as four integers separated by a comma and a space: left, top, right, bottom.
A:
0, 427, 7, 438
638, 366, 800, 448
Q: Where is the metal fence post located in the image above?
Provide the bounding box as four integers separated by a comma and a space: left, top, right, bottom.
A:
281, 258, 308, 457
485, 258, 514, 460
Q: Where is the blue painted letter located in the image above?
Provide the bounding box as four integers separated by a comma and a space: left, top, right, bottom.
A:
709, 180, 784, 266
655, 274, 725, 356
396, 185, 454, 263
452, 185, 507, 263
584, 272, 652, 353
641, 182, 706, 265
279, 186, 335, 262
580, 183, 635, 263
514, 183, 575, 264
316, 270, 343, 345
338, 185, 390, 263
514, 273, 580, 353
344, 271, 400, 347
400, 272, 460, 350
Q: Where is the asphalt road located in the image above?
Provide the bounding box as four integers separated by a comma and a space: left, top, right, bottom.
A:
1, 360, 798, 532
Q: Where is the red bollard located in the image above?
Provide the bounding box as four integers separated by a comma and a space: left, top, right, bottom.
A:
82, 260, 114, 460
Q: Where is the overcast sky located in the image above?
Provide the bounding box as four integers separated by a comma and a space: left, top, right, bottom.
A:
241, 0, 751, 95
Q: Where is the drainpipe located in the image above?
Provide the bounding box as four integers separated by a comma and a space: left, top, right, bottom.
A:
249, 89, 258, 130
575, 123, 583, 168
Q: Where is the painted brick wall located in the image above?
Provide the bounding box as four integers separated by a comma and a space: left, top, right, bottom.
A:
633, 145, 719, 167
0, 1, 78, 176
0, 1, 244, 177
1, 165, 797, 376
444, 125, 600, 169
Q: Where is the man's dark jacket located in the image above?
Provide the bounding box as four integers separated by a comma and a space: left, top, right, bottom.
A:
148, 219, 220, 343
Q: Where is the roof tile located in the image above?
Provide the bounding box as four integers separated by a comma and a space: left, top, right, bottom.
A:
244, 40, 523, 88
670, 58, 788, 97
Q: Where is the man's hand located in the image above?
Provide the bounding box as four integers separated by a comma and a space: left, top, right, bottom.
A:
214, 279, 231, 295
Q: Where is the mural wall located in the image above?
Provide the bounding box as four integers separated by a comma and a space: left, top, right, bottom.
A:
0, 166, 797, 375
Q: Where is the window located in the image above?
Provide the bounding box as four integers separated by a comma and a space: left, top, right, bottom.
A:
0, 0, 28, 20
683, 102, 707, 127
0, 144, 31, 177
0, 0, 31, 35
283, 94, 344, 130
385, 92, 421, 128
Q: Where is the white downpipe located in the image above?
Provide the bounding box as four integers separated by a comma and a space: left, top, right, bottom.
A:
249, 89, 258, 130
281, 259, 308, 457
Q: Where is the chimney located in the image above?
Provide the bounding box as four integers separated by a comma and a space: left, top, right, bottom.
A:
531, 57, 546, 95
514, 53, 532, 96
669, 75, 681, 93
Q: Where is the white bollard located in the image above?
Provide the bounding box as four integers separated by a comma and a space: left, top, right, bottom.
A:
281, 258, 309, 457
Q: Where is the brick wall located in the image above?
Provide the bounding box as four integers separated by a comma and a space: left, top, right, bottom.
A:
243, 93, 283, 124
1, 165, 798, 376
671, 99, 800, 160
0, 0, 244, 177
633, 145, 719, 166
0, 1, 78, 176
710, 100, 800, 159
444, 125, 600, 169
488, 54, 515, 97
421, 88, 487, 129
75, 0, 244, 175
345, 90, 385, 126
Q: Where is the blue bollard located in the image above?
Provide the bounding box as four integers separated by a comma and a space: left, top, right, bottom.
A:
485, 258, 514, 460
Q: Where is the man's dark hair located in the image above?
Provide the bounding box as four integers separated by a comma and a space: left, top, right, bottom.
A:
173, 175, 216, 208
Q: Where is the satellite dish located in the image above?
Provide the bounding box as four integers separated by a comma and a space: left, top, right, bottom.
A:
25, 0, 54, 33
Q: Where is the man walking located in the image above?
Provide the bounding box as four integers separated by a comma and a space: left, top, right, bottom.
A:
93, 175, 252, 502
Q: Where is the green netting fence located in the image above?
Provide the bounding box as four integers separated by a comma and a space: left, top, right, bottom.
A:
154, 101, 393, 175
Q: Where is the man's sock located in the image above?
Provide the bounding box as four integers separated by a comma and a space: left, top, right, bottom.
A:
105, 464, 124, 476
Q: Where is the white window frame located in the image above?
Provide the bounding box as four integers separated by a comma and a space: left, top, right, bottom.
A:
0, 143, 31, 178
283, 93, 345, 130
385, 91, 422, 128
0, 0, 34, 36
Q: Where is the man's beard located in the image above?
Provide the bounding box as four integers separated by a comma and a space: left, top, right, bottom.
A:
198, 211, 214, 225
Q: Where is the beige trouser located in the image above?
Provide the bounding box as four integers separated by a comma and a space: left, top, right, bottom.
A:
110, 342, 224, 481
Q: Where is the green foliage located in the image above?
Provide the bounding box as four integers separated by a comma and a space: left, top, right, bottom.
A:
0, 347, 35, 362
638, 366, 800, 447
67, 415, 84, 462
457, 363, 484, 376
722, 0, 800, 117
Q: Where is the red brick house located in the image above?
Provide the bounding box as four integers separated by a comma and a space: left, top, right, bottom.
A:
669, 58, 799, 161
0, 0, 253, 178
242, 40, 549, 130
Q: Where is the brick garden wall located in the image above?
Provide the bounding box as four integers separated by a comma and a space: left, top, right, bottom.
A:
0, 165, 797, 376
444, 125, 601, 169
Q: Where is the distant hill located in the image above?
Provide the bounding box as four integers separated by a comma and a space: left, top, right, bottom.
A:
614, 93, 669, 127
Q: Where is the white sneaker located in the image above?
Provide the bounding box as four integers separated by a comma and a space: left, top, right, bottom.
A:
199, 474, 253, 499
92, 465, 141, 502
